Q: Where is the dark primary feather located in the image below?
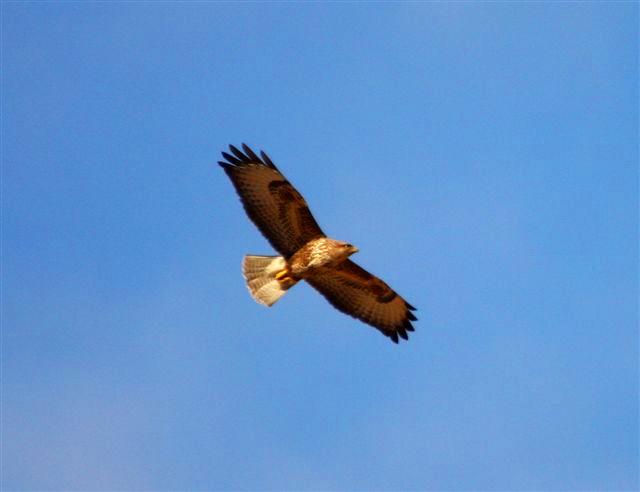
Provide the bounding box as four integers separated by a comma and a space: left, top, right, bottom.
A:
220, 152, 241, 165
229, 144, 246, 161
241, 143, 260, 162
260, 150, 276, 169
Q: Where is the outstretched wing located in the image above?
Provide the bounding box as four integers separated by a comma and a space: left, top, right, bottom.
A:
219, 144, 325, 258
306, 260, 417, 343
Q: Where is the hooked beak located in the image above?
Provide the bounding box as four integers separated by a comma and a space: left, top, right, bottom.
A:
350, 245, 359, 254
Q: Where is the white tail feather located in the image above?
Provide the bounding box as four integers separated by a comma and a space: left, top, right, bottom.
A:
242, 255, 296, 307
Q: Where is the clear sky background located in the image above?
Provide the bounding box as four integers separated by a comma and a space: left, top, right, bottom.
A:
2, 2, 637, 491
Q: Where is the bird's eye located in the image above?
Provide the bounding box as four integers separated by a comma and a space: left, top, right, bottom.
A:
345, 244, 353, 248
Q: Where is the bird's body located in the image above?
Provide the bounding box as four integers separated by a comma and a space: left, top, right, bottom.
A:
219, 144, 417, 343
289, 238, 357, 277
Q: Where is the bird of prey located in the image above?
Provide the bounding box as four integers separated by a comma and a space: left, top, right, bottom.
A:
219, 144, 417, 343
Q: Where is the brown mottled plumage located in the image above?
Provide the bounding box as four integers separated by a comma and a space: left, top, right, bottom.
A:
219, 144, 417, 343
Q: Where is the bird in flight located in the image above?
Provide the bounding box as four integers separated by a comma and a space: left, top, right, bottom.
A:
219, 144, 417, 343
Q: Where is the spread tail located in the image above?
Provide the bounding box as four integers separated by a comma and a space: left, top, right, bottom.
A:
242, 255, 297, 307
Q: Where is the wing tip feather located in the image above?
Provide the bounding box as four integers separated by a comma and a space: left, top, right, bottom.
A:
260, 150, 277, 169
241, 143, 260, 161
218, 143, 278, 170
228, 144, 245, 160
383, 313, 416, 344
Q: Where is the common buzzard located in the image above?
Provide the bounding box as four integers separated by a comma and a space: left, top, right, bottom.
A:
219, 144, 417, 343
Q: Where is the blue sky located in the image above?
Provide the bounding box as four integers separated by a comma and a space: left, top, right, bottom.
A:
2, 2, 637, 490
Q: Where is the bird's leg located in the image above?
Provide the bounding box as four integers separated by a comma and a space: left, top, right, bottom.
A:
275, 268, 296, 287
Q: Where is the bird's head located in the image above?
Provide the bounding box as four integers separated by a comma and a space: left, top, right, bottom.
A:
338, 241, 359, 257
